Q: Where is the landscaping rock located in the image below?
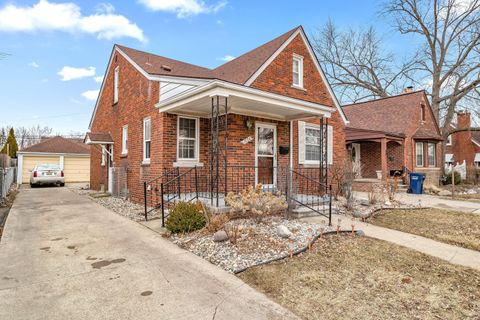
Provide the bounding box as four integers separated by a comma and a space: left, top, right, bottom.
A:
439, 190, 452, 196
467, 189, 477, 195
276, 225, 292, 238
213, 230, 228, 242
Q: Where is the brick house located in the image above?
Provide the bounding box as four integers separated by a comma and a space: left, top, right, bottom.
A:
342, 89, 443, 187
445, 111, 480, 181
86, 26, 348, 210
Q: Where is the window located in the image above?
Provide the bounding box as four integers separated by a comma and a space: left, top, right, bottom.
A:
427, 143, 436, 167
101, 145, 106, 166
122, 125, 128, 154
420, 104, 426, 121
143, 118, 151, 162
415, 142, 424, 167
177, 117, 198, 160
446, 134, 452, 145
113, 66, 119, 103
292, 55, 304, 88
474, 153, 480, 168
305, 127, 320, 162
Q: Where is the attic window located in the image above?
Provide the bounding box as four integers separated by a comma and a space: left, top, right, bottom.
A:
292, 54, 304, 88
161, 65, 172, 72
421, 104, 426, 121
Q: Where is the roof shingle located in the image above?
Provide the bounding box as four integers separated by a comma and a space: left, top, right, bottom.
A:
342, 90, 442, 139
115, 26, 300, 85
20, 136, 90, 154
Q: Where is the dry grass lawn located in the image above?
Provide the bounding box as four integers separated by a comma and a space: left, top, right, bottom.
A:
370, 208, 480, 251
240, 235, 480, 320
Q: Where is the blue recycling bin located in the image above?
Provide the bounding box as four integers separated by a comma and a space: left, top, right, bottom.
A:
409, 173, 426, 194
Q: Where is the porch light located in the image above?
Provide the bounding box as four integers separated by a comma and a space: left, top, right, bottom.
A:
245, 118, 254, 129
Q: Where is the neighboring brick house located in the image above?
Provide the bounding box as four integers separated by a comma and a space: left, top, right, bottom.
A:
445, 112, 480, 181
342, 89, 443, 187
86, 26, 348, 205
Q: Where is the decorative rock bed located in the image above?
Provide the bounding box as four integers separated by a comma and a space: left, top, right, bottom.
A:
69, 187, 159, 221
171, 216, 334, 273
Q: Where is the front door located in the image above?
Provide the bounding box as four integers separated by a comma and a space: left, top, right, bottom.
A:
255, 123, 277, 188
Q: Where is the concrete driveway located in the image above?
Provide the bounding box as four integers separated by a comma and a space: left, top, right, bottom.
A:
0, 187, 297, 320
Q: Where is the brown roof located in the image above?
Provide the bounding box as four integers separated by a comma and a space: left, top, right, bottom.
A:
343, 90, 441, 139
86, 132, 114, 143
116, 26, 300, 84
20, 136, 90, 154
212, 27, 299, 84
412, 126, 443, 140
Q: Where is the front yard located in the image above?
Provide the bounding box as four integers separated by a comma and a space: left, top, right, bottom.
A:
240, 235, 480, 320
370, 208, 480, 251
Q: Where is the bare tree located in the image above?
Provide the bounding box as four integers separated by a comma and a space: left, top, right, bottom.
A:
383, 0, 480, 134
311, 20, 419, 102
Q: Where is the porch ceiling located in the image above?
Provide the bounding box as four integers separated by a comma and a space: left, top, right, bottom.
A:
155, 80, 335, 121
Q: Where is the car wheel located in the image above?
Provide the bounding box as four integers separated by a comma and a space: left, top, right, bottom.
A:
60, 183, 65, 187
30, 183, 36, 188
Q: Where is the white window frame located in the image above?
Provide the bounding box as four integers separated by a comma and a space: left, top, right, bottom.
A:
427, 142, 436, 167
446, 134, 452, 146
143, 117, 151, 163
113, 66, 119, 104
292, 54, 304, 88
304, 124, 321, 164
121, 125, 128, 155
177, 116, 200, 162
101, 145, 106, 166
415, 142, 424, 167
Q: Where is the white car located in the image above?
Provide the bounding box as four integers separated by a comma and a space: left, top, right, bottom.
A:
30, 164, 65, 187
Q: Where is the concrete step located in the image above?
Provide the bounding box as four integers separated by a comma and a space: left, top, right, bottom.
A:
290, 205, 335, 219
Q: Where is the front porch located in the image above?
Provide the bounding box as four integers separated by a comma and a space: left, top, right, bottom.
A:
145, 81, 337, 224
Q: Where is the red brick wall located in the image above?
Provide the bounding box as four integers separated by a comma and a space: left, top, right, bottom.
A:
250, 33, 347, 175
90, 51, 163, 202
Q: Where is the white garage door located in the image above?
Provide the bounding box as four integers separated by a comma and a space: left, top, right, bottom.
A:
22, 155, 60, 183
63, 156, 90, 183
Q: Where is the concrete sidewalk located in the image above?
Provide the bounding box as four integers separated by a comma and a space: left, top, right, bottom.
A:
354, 191, 480, 214
0, 187, 297, 320
303, 214, 480, 271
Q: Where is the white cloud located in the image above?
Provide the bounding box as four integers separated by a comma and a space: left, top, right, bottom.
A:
82, 89, 100, 101
0, 0, 146, 42
58, 66, 95, 81
29, 61, 39, 68
139, 0, 227, 18
219, 55, 235, 62
94, 75, 104, 83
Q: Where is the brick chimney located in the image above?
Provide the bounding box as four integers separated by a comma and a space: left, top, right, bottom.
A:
457, 111, 471, 129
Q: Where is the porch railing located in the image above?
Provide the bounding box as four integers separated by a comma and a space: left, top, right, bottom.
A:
144, 165, 332, 227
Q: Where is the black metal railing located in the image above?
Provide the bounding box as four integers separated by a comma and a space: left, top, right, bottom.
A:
144, 165, 332, 226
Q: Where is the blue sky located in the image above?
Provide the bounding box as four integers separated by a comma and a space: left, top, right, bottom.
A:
0, 0, 411, 134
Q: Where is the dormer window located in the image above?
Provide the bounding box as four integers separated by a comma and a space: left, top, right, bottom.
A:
292, 54, 304, 88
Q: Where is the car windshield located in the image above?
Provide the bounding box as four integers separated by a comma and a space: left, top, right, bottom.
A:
37, 164, 61, 171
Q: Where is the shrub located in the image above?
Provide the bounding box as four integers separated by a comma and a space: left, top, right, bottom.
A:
205, 213, 230, 233
443, 171, 462, 185
166, 201, 207, 233
225, 184, 288, 222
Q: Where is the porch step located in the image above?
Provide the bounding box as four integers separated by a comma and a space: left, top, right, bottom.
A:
290, 205, 335, 219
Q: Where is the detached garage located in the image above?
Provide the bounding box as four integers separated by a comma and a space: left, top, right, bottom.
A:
17, 136, 90, 185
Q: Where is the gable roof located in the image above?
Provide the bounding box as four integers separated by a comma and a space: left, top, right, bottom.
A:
342, 90, 441, 138
90, 26, 348, 129
19, 136, 90, 155
212, 27, 298, 84
115, 27, 300, 84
